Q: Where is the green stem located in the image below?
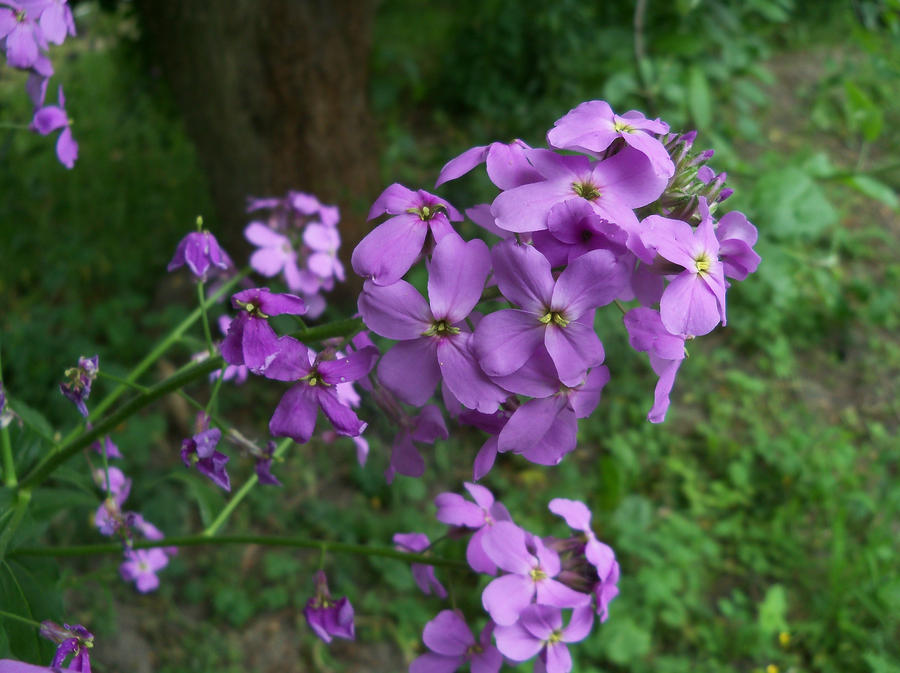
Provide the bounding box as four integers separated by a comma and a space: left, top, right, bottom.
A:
0, 609, 43, 629
202, 437, 293, 537
17, 357, 223, 492
73, 268, 249, 431
197, 280, 215, 356
17, 313, 363, 493
205, 363, 228, 414
97, 370, 150, 394
0, 490, 31, 559
9, 534, 466, 569
0, 346, 14, 488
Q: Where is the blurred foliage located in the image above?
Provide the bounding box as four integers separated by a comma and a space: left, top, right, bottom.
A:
2, 0, 900, 672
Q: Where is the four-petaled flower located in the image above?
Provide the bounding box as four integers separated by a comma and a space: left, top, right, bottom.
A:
304, 570, 355, 643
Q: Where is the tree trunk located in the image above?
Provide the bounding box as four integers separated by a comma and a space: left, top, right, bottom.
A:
135, 0, 379, 293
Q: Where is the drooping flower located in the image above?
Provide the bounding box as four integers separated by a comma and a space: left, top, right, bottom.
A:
493, 604, 594, 673
40, 621, 93, 672
385, 403, 449, 483
59, 354, 98, 417
167, 228, 233, 281
715, 210, 761, 281
180, 412, 230, 491
30, 85, 77, 168
409, 610, 502, 673
220, 287, 307, 374
264, 337, 378, 444
352, 184, 462, 286
254, 439, 281, 486
120, 547, 169, 593
623, 307, 686, 423
304, 570, 355, 643
0, 3, 45, 69
393, 533, 447, 598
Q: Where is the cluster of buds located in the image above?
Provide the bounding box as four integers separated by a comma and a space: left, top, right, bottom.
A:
58, 354, 98, 418
0, 0, 78, 167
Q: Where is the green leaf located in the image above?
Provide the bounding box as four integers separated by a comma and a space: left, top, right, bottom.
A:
598, 616, 652, 665
751, 165, 838, 239
7, 397, 56, 444
687, 65, 712, 130
169, 471, 226, 528
0, 559, 61, 663
758, 584, 788, 636
842, 175, 899, 211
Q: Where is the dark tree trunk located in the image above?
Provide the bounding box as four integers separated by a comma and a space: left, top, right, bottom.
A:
135, 0, 379, 286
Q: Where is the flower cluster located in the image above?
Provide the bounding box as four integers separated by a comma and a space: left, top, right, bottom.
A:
406, 485, 617, 673
39, 621, 93, 672
0, 0, 78, 167
245, 191, 344, 318
352, 99, 760, 484
91, 453, 174, 593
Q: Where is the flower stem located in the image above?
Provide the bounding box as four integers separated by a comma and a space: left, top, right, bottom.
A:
0, 347, 15, 488
0, 609, 42, 629
202, 437, 293, 537
197, 280, 215, 356
9, 534, 467, 569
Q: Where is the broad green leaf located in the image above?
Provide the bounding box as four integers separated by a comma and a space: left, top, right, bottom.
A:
751, 165, 838, 239
0, 560, 60, 663
598, 616, 652, 665
169, 471, 226, 528
7, 398, 55, 444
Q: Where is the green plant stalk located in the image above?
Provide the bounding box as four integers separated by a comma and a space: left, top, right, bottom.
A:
0, 490, 31, 559
202, 437, 294, 537
0, 609, 43, 629
66, 268, 250, 439
197, 280, 215, 356
1, 426, 14, 488
17, 316, 365, 493
9, 534, 467, 569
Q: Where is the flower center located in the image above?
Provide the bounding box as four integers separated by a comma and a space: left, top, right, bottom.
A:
548, 628, 563, 644
466, 643, 484, 656
236, 299, 269, 319
694, 251, 712, 275
571, 181, 601, 201
614, 120, 636, 133
529, 567, 548, 582
423, 319, 460, 337
407, 203, 446, 221
539, 310, 569, 328
302, 370, 327, 387
15, 9, 26, 22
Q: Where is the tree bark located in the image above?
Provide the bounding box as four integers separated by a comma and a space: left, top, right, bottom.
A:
135, 0, 379, 290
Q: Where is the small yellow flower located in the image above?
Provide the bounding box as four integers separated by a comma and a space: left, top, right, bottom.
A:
779, 631, 791, 647
766, 664, 779, 673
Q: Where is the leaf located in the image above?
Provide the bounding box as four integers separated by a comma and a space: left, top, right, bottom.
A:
687, 65, 712, 130
0, 560, 61, 663
168, 472, 226, 528
842, 175, 899, 211
598, 617, 652, 665
751, 165, 838, 239
758, 584, 788, 637
7, 397, 56, 444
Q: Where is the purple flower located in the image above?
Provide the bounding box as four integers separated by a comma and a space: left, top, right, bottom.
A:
17, 0, 75, 45
30, 85, 77, 169
304, 570, 355, 643
624, 307, 686, 423
209, 316, 249, 384
180, 412, 230, 491
435, 139, 542, 190
244, 221, 306, 291
0, 3, 45, 68
715, 210, 761, 281
409, 610, 502, 673
594, 559, 620, 623
473, 240, 624, 386
40, 621, 93, 672
490, 148, 665, 237
59, 354, 97, 417
167, 229, 233, 281
481, 522, 590, 626
393, 533, 447, 598
494, 604, 594, 673
264, 337, 378, 444
220, 287, 307, 374
0, 660, 83, 673
89, 430, 121, 459
304, 222, 344, 282
641, 198, 727, 336
254, 440, 281, 486
352, 183, 463, 286
120, 548, 169, 593
359, 234, 506, 412
547, 100, 674, 179
434, 482, 512, 575
385, 404, 449, 483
